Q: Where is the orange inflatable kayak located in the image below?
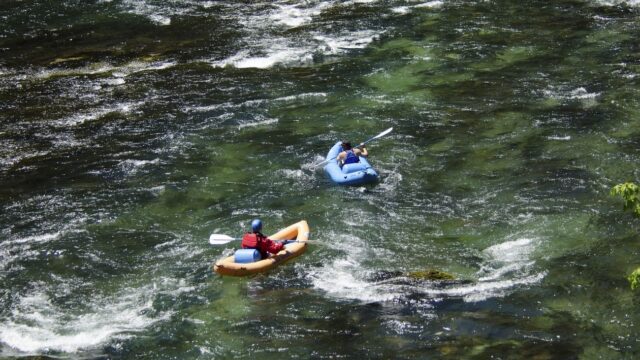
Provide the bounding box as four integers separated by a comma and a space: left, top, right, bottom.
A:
213, 220, 310, 276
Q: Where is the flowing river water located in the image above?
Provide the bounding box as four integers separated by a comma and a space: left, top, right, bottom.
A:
2, 0, 640, 358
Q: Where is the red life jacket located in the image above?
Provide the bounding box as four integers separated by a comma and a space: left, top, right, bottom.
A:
241, 232, 284, 259
241, 232, 262, 248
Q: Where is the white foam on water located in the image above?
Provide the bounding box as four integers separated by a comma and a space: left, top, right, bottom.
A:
209, 1, 385, 69
53, 101, 143, 127
237, 117, 278, 129
103, 77, 126, 86
0, 283, 168, 354
30, 59, 176, 84
155, 234, 205, 261
183, 101, 235, 113
418, 237, 546, 302
377, 167, 403, 194
148, 185, 165, 196
310, 258, 401, 302
543, 86, 600, 101
118, 0, 233, 25
547, 135, 571, 141
594, 0, 640, 6
120, 0, 173, 25
49, 132, 84, 149
275, 168, 308, 180
34, 63, 115, 79
0, 150, 51, 170
384, 319, 427, 335
568, 87, 600, 99
0, 215, 90, 272
272, 92, 328, 103
2, 231, 63, 246
415, 1, 444, 8
118, 158, 161, 175
112, 60, 178, 78
313, 30, 381, 54
301, 154, 327, 172
309, 234, 404, 303
422, 273, 546, 303
211, 46, 314, 69
186, 93, 326, 116
542, 85, 601, 109
269, 3, 324, 28
393, 0, 444, 13
149, 14, 171, 26
479, 259, 535, 281
391, 6, 412, 14
484, 237, 535, 263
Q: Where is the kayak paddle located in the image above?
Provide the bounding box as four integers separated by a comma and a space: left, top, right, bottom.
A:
209, 233, 320, 245
209, 234, 241, 245
359, 126, 394, 147
312, 127, 393, 169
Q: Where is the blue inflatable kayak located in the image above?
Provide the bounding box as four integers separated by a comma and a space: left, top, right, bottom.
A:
323, 141, 378, 185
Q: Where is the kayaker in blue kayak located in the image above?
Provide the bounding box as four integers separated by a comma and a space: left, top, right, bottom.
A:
241, 219, 284, 259
337, 141, 368, 167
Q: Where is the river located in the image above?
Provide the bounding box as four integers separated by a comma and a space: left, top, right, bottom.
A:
1, 0, 640, 358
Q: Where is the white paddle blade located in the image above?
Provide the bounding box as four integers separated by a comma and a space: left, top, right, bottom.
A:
363, 127, 393, 145
377, 127, 393, 138
209, 234, 239, 245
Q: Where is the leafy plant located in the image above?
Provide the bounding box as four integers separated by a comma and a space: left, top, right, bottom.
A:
628, 268, 640, 291
610, 182, 640, 217
611, 182, 640, 291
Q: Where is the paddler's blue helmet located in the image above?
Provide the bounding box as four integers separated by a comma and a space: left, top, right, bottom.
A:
251, 219, 263, 233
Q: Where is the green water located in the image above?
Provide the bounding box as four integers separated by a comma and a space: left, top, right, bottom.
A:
2, 0, 640, 358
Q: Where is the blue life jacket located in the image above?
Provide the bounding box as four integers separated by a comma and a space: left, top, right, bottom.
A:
343, 150, 359, 165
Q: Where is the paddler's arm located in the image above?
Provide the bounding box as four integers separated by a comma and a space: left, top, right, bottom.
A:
355, 145, 368, 157
265, 237, 285, 254
336, 151, 346, 164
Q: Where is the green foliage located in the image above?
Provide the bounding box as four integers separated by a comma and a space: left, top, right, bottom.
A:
628, 268, 640, 291
610, 182, 640, 217
611, 182, 640, 291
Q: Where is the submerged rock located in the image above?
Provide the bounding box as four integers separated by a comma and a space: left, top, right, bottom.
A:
407, 269, 455, 281
368, 269, 459, 284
